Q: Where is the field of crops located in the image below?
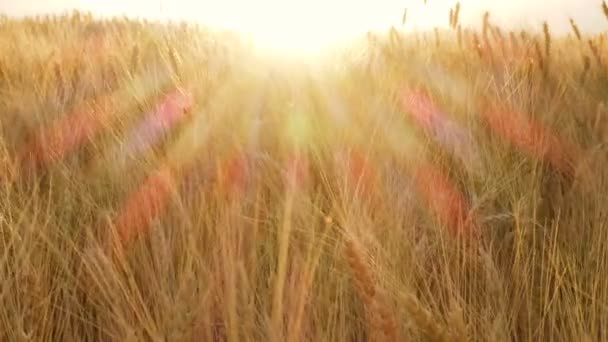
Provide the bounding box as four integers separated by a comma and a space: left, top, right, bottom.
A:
0, 7, 607, 341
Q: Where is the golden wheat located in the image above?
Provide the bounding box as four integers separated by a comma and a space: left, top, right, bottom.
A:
0, 8, 606, 341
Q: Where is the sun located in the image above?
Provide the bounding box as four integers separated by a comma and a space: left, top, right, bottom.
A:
183, 0, 401, 57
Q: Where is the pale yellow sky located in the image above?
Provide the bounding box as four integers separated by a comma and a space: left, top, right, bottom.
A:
2, 1, 606, 53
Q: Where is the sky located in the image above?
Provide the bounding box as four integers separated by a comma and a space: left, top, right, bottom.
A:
1, 1, 607, 53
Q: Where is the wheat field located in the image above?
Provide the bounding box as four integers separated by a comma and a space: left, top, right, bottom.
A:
0, 6, 607, 341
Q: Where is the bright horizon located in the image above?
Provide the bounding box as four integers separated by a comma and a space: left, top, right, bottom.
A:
2, 0, 607, 54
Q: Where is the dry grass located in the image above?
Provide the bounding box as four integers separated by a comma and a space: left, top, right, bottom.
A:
0, 8, 607, 341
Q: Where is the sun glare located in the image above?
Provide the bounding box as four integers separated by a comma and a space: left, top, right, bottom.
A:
183, 0, 402, 56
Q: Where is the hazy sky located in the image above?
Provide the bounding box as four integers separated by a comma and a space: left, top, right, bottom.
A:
2, 1, 606, 52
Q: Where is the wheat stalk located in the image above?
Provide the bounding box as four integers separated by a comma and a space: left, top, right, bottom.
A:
403, 294, 450, 342
589, 39, 602, 66
581, 55, 591, 83
472, 33, 483, 58
543, 21, 551, 59
534, 38, 545, 73
454, 2, 461, 29
130, 44, 140, 71
482, 12, 491, 42
569, 18, 582, 41
343, 237, 398, 342
449, 9, 454, 29
434, 28, 440, 47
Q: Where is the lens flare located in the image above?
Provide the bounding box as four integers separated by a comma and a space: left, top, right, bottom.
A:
216, 151, 251, 196
115, 87, 193, 165
112, 165, 175, 246
18, 93, 114, 173
481, 102, 580, 176
412, 161, 477, 237
284, 152, 309, 191
400, 87, 481, 173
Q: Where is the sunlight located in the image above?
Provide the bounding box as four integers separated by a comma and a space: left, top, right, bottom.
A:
6, 0, 606, 57
181, 0, 403, 56
156, 0, 595, 56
